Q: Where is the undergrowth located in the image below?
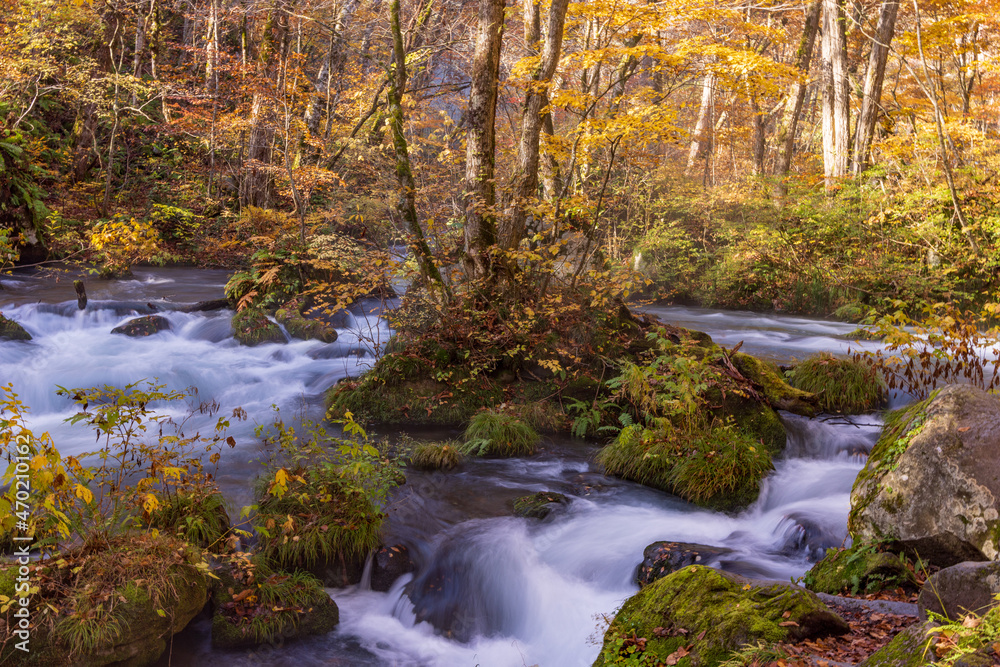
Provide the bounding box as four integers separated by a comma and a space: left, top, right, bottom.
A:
461, 410, 540, 457
790, 352, 886, 413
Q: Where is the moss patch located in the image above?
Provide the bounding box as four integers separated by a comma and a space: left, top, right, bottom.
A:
598, 419, 774, 512
512, 492, 569, 519
803, 543, 916, 595
857, 621, 937, 667
731, 352, 818, 417
791, 352, 887, 414
275, 303, 338, 342
232, 307, 286, 346
595, 565, 848, 667
0, 313, 31, 340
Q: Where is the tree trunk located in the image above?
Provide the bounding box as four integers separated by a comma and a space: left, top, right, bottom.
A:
686, 71, 715, 177
388, 0, 447, 289
240, 95, 274, 209
852, 0, 899, 175
463, 0, 505, 279
773, 0, 822, 196
821, 0, 849, 187
498, 0, 569, 251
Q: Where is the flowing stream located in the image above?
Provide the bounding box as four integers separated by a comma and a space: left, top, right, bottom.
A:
0, 270, 886, 666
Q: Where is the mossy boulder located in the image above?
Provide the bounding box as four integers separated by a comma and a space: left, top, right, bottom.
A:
211, 566, 339, 649
111, 315, 172, 337
635, 541, 733, 587
231, 308, 286, 346
0, 313, 30, 340
803, 543, 914, 596
594, 565, 849, 667
274, 304, 338, 343
512, 492, 569, 519
0, 535, 209, 667
857, 621, 937, 667
849, 385, 1000, 566
790, 352, 887, 414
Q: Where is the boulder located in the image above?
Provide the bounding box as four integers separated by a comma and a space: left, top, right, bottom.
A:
0, 313, 30, 340
804, 543, 914, 596
857, 621, 937, 667
178, 298, 230, 313
0, 543, 209, 667
371, 544, 415, 592
634, 541, 733, 587
111, 315, 171, 337
595, 565, 849, 666
231, 308, 286, 346
918, 560, 1000, 621
275, 304, 338, 343
512, 492, 569, 520
849, 385, 1000, 566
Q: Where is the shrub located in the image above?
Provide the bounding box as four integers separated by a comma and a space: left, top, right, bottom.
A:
409, 441, 463, 470
460, 410, 540, 457
147, 490, 232, 552
791, 352, 886, 413
253, 412, 400, 571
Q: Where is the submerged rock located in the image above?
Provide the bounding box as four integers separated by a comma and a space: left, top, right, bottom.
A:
850, 385, 1000, 566
635, 541, 733, 587
111, 314, 172, 337
0, 313, 30, 340
595, 565, 849, 666
918, 560, 1000, 621
512, 492, 569, 519
371, 544, 416, 592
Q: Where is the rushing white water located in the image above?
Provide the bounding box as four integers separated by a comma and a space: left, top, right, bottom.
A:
0, 271, 884, 666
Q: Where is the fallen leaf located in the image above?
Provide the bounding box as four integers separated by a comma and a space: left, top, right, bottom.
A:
782, 610, 792, 618
961, 615, 981, 629
958, 426, 970, 432
664, 645, 691, 665
779, 621, 800, 627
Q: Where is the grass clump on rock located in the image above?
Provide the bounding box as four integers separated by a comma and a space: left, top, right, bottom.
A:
803, 542, 918, 596
598, 419, 773, 512
147, 489, 233, 552
460, 409, 540, 457
211, 555, 339, 649
790, 352, 886, 413
409, 441, 464, 470
232, 307, 286, 346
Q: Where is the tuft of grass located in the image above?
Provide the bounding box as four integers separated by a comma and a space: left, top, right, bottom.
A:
598, 419, 773, 512
214, 556, 334, 647
790, 352, 887, 413
460, 410, 540, 457
253, 466, 383, 571
409, 441, 464, 470
147, 490, 232, 552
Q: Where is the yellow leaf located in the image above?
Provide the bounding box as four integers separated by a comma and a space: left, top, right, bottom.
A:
74, 484, 94, 504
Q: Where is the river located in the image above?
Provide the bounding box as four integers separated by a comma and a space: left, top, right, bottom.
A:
0, 269, 886, 666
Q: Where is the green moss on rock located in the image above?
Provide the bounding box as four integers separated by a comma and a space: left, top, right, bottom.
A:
803, 543, 915, 595
232, 308, 286, 346
275, 305, 338, 342
731, 352, 818, 417
594, 565, 848, 667
857, 621, 937, 667
0, 313, 31, 340
512, 492, 569, 519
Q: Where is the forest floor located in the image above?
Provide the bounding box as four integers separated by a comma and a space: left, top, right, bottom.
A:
772, 588, 920, 666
